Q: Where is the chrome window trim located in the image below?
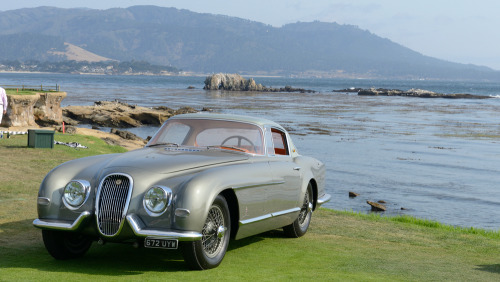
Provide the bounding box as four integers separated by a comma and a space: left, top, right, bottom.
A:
95, 173, 134, 237
264, 126, 293, 158
150, 118, 267, 156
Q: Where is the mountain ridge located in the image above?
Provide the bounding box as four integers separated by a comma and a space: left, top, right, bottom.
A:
0, 5, 498, 80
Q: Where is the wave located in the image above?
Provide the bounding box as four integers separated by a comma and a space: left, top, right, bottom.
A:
489, 95, 500, 98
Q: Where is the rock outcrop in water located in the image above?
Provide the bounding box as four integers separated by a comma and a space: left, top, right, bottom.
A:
351, 88, 491, 99
367, 201, 386, 211
204, 73, 315, 93
63, 101, 197, 128
204, 73, 265, 91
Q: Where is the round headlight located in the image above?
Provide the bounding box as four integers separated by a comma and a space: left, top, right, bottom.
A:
143, 186, 172, 216
63, 180, 90, 210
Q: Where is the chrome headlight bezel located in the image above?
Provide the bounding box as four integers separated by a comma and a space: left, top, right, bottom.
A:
62, 180, 91, 210
143, 185, 172, 217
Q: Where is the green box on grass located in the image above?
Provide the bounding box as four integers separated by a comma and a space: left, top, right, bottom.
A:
28, 129, 55, 149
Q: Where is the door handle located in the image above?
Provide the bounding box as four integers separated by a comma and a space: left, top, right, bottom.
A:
293, 167, 301, 171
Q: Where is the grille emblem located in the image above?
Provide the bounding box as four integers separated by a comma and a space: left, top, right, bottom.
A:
115, 179, 122, 185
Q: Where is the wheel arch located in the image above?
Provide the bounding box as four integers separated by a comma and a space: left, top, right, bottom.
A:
308, 178, 318, 211
220, 188, 239, 239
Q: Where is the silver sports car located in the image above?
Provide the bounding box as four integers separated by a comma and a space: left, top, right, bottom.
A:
33, 113, 330, 270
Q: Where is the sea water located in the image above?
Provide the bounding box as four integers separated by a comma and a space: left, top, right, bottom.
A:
1, 72, 499, 230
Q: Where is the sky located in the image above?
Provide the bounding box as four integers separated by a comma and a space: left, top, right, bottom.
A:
3, 0, 500, 70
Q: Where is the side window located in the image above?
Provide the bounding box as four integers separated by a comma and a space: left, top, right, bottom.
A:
271, 128, 289, 156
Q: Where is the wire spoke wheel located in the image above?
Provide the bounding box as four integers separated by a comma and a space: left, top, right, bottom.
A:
298, 188, 312, 228
283, 183, 313, 238
181, 195, 230, 270
201, 205, 225, 258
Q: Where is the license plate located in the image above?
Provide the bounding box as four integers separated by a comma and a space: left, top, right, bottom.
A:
144, 237, 178, 249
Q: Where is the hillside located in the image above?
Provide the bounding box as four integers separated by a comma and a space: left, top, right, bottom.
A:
50, 42, 114, 62
0, 5, 499, 80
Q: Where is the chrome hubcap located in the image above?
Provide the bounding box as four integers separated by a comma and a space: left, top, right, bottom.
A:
217, 226, 226, 239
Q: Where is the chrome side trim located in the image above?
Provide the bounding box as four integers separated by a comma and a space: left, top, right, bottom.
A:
317, 194, 332, 206
239, 207, 300, 226
239, 214, 272, 225
271, 207, 301, 217
126, 214, 202, 241
232, 181, 285, 190
33, 211, 91, 231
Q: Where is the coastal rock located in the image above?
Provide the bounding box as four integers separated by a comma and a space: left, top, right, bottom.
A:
204, 73, 315, 93
332, 87, 363, 93
367, 201, 386, 211
357, 87, 491, 99
55, 125, 77, 134
110, 128, 144, 142
349, 191, 360, 197
63, 101, 197, 128
34, 92, 67, 124
204, 73, 265, 91
1, 92, 67, 127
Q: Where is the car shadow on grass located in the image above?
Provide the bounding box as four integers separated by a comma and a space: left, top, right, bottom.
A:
476, 264, 500, 274
0, 219, 287, 275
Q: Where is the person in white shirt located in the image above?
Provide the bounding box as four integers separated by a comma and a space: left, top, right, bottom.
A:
0, 87, 7, 125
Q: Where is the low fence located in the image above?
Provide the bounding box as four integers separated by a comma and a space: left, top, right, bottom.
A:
0, 84, 60, 91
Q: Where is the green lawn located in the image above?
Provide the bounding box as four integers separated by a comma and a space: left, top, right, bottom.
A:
0, 134, 498, 281
5, 89, 59, 95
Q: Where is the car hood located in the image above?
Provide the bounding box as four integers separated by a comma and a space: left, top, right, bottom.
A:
103, 147, 250, 174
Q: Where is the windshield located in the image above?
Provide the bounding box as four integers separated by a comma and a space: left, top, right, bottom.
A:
148, 118, 265, 155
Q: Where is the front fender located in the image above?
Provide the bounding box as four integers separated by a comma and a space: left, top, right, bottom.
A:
37, 154, 120, 220
173, 161, 273, 232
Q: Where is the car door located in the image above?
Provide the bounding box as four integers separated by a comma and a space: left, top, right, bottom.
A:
266, 127, 302, 215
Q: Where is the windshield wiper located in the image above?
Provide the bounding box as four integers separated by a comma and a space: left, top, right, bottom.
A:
147, 142, 180, 147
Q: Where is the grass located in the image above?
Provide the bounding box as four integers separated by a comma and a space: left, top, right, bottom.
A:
0, 134, 499, 281
5, 89, 60, 95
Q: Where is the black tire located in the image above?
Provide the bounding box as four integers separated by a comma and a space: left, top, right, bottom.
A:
42, 230, 92, 260
181, 195, 231, 270
283, 183, 313, 238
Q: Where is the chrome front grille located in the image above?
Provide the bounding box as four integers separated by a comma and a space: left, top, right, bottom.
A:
96, 174, 133, 236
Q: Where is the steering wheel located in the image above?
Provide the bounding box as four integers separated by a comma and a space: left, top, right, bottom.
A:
221, 135, 256, 152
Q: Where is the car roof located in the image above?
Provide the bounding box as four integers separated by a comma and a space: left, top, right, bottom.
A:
169, 113, 286, 131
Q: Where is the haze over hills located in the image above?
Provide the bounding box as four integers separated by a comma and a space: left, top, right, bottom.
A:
0, 5, 498, 80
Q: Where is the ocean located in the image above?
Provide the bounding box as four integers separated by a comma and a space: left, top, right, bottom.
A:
1, 72, 499, 230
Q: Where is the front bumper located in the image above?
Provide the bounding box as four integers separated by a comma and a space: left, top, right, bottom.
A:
33, 212, 202, 241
